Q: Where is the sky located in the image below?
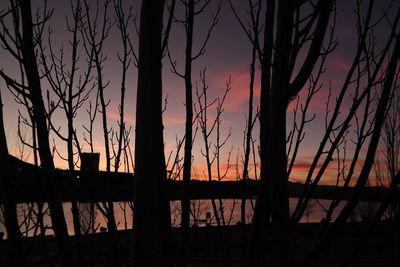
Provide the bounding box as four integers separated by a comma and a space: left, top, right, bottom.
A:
0, 0, 397, 185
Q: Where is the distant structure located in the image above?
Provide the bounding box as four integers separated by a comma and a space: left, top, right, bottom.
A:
80, 153, 100, 172
80, 153, 100, 234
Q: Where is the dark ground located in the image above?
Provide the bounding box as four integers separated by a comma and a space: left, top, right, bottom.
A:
0, 222, 396, 266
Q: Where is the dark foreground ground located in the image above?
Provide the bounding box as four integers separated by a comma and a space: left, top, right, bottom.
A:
0, 222, 396, 266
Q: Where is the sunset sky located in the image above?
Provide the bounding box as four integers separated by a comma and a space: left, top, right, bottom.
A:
0, 0, 395, 184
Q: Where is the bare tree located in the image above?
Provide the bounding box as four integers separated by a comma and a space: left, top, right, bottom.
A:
132, 0, 173, 266
7, 8, 49, 260
302, 7, 400, 264
81, 0, 118, 235
381, 75, 400, 265
0, 86, 24, 266
195, 70, 232, 265
229, 0, 333, 265
38, 2, 95, 256
229, 1, 261, 259
39, 0, 93, 173
166, 0, 222, 265
82, 98, 99, 153
111, 0, 135, 173
0, 1, 76, 266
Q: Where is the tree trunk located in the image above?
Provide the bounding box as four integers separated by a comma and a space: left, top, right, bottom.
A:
246, 0, 332, 265
133, 0, 172, 266
179, 0, 194, 266
250, 1, 293, 266
0, 89, 24, 266
245, 0, 274, 265
267, 1, 293, 264
67, 113, 82, 229
18, 1, 76, 266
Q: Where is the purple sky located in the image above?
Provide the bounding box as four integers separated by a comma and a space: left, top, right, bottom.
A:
0, 0, 396, 184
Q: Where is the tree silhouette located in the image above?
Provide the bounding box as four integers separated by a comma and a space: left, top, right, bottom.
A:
194, 70, 232, 264
111, 0, 134, 173
303, 19, 400, 265
0, 0, 399, 266
230, 0, 399, 265
132, 0, 173, 266
229, 0, 333, 265
0, 1, 76, 266
80, 0, 119, 235
381, 79, 400, 265
38, 2, 94, 259
0, 87, 24, 266
1, 1, 48, 260
166, 0, 222, 264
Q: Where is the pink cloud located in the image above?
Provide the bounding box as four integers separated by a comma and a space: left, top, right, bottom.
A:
328, 56, 352, 72
107, 110, 135, 124
209, 65, 261, 113
164, 116, 186, 126
288, 85, 332, 115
